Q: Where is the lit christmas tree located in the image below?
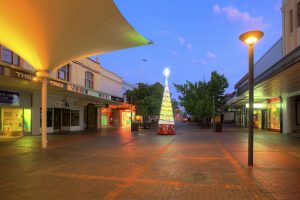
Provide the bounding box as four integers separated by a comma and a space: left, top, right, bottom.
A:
158, 67, 175, 135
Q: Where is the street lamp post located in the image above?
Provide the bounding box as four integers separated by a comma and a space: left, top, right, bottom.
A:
239, 30, 264, 166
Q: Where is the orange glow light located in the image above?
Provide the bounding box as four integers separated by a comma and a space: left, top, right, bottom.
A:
245, 37, 258, 45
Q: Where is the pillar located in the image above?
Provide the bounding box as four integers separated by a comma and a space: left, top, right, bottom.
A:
36, 70, 49, 149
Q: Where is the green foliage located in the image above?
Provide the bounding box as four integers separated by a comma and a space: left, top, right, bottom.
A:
174, 71, 228, 120
171, 98, 180, 116
125, 82, 164, 118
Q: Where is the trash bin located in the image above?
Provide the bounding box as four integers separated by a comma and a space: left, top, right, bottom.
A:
215, 123, 222, 132
131, 122, 139, 131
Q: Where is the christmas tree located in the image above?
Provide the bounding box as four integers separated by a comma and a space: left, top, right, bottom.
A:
158, 67, 175, 135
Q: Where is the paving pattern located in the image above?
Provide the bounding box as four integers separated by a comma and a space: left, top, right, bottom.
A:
0, 124, 299, 199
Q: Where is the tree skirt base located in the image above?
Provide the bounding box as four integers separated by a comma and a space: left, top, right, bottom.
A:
157, 124, 175, 135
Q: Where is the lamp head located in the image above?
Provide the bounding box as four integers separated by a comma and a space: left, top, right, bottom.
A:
239, 30, 264, 45
163, 67, 171, 78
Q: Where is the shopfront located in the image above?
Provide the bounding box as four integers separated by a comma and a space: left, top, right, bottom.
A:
39, 108, 81, 133
0, 90, 32, 137
245, 102, 268, 129
98, 108, 113, 127
121, 110, 134, 126
98, 103, 135, 128
267, 98, 281, 131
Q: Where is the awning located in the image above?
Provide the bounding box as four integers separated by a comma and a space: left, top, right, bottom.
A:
0, 0, 149, 71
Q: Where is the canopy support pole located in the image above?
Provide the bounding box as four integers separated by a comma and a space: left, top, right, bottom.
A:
41, 77, 47, 149
36, 70, 49, 149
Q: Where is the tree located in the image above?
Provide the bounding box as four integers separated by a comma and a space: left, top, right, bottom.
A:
125, 82, 164, 121
171, 98, 179, 117
174, 71, 228, 124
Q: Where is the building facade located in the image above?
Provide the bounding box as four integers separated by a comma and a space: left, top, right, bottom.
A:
0, 46, 135, 137
227, 0, 300, 134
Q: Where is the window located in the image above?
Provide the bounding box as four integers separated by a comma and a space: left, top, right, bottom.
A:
13, 54, 20, 66
71, 110, 80, 126
85, 71, 94, 89
62, 109, 70, 126
57, 64, 70, 81
40, 108, 53, 127
1, 46, 13, 64
298, 2, 300, 27
290, 9, 294, 33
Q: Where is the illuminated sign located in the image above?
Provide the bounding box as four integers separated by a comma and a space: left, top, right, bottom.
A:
9, 68, 33, 80
48, 80, 66, 88
67, 84, 83, 94
0, 90, 19, 106
246, 103, 267, 109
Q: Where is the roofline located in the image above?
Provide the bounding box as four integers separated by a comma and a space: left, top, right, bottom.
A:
236, 43, 300, 96
234, 37, 283, 89
87, 57, 123, 79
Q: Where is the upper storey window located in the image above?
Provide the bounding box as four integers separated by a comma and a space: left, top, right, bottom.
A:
85, 71, 94, 89
58, 64, 70, 81
2, 46, 13, 64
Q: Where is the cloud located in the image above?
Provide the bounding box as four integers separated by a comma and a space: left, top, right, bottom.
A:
178, 37, 185, 45
213, 4, 268, 29
152, 30, 170, 36
200, 59, 207, 65
170, 50, 178, 56
186, 43, 193, 51
206, 51, 216, 59
178, 37, 193, 52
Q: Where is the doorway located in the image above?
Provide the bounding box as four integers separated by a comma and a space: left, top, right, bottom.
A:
54, 108, 61, 130
261, 109, 267, 129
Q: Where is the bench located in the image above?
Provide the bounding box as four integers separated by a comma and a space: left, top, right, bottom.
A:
138, 122, 152, 129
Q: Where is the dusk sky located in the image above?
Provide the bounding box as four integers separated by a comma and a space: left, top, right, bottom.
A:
93, 0, 282, 99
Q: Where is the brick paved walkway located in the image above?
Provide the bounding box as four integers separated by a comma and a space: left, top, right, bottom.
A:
0, 124, 299, 199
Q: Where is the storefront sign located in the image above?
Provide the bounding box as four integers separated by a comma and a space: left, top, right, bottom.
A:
55, 101, 69, 107
48, 80, 66, 89
87, 90, 99, 98
99, 93, 111, 100
111, 96, 124, 102
0, 90, 20, 106
67, 84, 83, 94
246, 103, 267, 109
9, 69, 33, 80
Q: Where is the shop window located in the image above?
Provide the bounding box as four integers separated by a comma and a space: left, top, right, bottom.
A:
85, 71, 94, 89
1, 108, 23, 136
62, 109, 70, 126
1, 46, 13, 64
40, 108, 53, 127
71, 110, 80, 126
268, 103, 280, 130
58, 64, 70, 81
